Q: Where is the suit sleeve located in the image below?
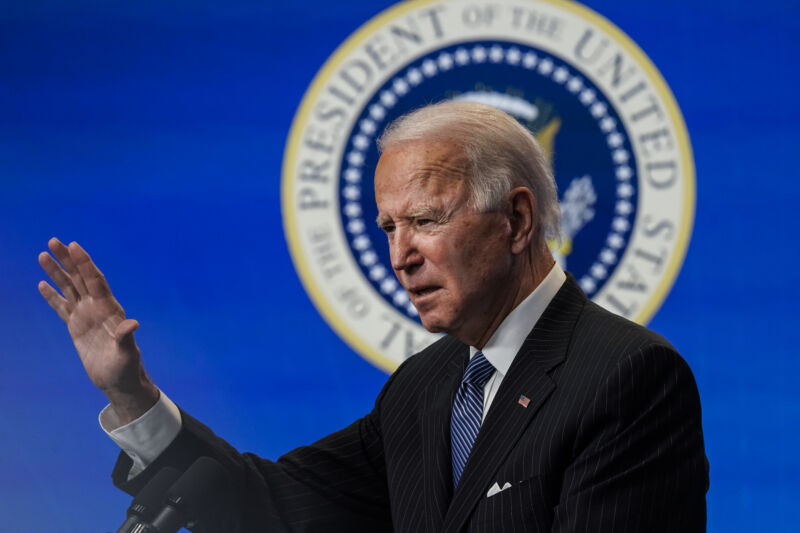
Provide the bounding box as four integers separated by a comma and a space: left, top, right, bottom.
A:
111, 368, 405, 533
551, 344, 709, 532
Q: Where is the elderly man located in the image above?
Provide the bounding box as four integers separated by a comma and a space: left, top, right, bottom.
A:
39, 102, 708, 532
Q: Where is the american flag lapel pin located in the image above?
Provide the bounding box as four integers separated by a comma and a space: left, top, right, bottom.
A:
518, 395, 530, 408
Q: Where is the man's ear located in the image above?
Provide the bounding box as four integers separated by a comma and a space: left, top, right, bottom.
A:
507, 187, 536, 254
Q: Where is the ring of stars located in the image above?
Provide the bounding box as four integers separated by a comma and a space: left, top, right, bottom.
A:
340, 43, 637, 316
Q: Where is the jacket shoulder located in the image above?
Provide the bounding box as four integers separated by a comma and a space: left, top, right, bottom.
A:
573, 300, 677, 358
391, 334, 464, 384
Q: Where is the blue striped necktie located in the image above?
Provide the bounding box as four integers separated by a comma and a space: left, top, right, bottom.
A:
450, 351, 495, 488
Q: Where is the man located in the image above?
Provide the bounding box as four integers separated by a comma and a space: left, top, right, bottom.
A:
39, 102, 708, 531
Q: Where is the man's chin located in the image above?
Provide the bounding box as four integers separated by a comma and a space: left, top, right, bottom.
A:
418, 313, 449, 335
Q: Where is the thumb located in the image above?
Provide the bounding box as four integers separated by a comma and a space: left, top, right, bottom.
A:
115, 318, 140, 350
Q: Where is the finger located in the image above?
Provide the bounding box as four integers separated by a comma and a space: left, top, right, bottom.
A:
114, 319, 140, 355
38, 251, 80, 302
48, 237, 89, 296
38, 280, 71, 322
115, 318, 139, 339
68, 241, 112, 299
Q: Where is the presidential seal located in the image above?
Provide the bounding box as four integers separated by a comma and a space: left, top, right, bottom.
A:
282, 0, 695, 372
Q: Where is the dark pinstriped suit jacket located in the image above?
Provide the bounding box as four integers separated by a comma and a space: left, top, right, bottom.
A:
114, 275, 708, 532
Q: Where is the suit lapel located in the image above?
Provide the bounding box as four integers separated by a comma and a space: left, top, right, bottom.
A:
441, 275, 587, 533
419, 340, 466, 532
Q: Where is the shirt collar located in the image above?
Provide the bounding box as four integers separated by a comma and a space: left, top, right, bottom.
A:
469, 262, 567, 375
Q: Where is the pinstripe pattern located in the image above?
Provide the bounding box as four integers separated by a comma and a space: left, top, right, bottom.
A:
451, 352, 494, 488
113, 275, 708, 532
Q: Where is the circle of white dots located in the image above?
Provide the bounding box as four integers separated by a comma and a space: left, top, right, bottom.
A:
340, 44, 636, 315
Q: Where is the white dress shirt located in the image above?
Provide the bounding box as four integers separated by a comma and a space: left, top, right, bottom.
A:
100, 263, 566, 476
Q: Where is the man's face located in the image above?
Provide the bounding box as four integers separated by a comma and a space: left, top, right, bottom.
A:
375, 141, 516, 345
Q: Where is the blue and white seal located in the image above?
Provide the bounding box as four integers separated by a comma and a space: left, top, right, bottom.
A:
282, 0, 695, 372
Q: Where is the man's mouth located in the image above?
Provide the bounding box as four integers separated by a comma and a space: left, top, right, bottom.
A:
408, 286, 440, 299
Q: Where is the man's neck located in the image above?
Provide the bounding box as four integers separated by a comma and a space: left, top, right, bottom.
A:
470, 252, 556, 350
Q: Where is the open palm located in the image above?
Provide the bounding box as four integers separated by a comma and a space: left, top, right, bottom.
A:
38, 238, 158, 421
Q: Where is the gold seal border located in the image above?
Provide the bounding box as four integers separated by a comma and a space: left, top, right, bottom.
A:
281, 0, 695, 372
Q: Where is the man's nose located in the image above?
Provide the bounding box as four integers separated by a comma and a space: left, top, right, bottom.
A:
390, 227, 422, 272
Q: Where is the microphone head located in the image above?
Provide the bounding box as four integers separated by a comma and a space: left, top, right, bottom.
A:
164, 457, 231, 518
129, 467, 182, 520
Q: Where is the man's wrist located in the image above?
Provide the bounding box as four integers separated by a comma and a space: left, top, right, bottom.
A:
100, 390, 183, 478
105, 381, 160, 426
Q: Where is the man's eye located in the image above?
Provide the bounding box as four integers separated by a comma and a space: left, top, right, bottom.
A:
416, 218, 433, 226
381, 225, 395, 234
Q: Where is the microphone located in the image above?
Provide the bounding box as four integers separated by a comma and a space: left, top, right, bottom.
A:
115, 467, 182, 533
148, 456, 230, 533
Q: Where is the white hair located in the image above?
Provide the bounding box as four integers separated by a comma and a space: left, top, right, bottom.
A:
377, 101, 561, 241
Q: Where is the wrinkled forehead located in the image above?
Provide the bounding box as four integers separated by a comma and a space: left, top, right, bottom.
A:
374, 141, 470, 194
374, 143, 474, 222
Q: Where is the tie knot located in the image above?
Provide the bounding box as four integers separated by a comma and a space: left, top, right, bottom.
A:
463, 351, 494, 387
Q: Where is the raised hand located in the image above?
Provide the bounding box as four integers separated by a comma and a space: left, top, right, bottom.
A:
38, 238, 159, 424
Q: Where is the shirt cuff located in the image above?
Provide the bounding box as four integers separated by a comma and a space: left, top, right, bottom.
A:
99, 390, 182, 477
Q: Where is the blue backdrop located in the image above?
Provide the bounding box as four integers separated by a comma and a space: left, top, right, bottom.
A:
1, 1, 798, 531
